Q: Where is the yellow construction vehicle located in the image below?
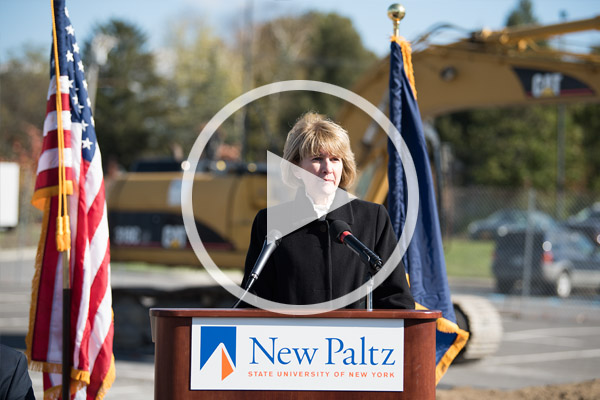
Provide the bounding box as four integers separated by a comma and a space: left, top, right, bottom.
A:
107, 17, 600, 358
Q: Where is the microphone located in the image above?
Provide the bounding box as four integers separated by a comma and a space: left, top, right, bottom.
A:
329, 220, 383, 272
233, 230, 282, 308
247, 229, 282, 284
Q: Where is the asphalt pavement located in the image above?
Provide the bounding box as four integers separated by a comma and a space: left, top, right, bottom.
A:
1, 247, 600, 399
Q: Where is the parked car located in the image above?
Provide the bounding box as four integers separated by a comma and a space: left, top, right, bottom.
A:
468, 209, 557, 240
492, 227, 600, 298
564, 202, 600, 246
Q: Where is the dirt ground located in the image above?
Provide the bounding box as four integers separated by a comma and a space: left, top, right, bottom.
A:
437, 379, 600, 400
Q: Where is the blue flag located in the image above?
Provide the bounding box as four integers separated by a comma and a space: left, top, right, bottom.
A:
387, 38, 468, 383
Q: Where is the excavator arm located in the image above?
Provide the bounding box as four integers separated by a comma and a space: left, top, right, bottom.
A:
337, 16, 600, 203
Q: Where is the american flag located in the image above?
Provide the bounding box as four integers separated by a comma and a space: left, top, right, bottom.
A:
27, 1, 115, 398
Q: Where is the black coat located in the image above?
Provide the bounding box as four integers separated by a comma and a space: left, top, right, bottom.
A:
242, 191, 415, 309
0, 345, 35, 400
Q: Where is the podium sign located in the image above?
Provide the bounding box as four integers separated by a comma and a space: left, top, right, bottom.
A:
190, 317, 404, 392
151, 309, 440, 400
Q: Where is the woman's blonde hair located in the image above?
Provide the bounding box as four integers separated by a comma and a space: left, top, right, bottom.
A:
282, 113, 357, 189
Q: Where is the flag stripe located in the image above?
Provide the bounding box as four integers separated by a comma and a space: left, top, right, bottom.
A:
85, 157, 105, 214
71, 160, 90, 371
87, 324, 115, 397
35, 148, 74, 174
40, 128, 72, 153
45, 92, 71, 114
33, 168, 74, 192
84, 260, 111, 369
46, 75, 71, 99
43, 109, 73, 136
71, 122, 83, 183
88, 205, 109, 275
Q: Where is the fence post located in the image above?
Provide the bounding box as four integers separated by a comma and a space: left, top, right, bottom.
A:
522, 188, 536, 298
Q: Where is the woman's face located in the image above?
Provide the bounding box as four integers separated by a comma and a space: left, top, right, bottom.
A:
297, 151, 343, 202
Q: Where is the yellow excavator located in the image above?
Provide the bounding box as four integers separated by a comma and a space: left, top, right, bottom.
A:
107, 17, 600, 358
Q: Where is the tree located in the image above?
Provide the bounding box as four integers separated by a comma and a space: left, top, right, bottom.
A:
84, 19, 168, 170
571, 44, 600, 192
0, 46, 52, 225
242, 11, 377, 161
435, 105, 585, 189
505, 0, 548, 48
160, 15, 242, 158
0, 46, 48, 165
573, 103, 600, 191
505, 0, 537, 27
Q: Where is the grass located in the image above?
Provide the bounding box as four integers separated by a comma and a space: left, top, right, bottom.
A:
110, 261, 205, 273
443, 238, 494, 278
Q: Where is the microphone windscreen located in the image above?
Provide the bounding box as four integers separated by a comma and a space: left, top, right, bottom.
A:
329, 220, 351, 243
266, 229, 282, 243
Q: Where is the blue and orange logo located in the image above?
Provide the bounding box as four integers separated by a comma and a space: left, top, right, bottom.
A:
200, 326, 236, 380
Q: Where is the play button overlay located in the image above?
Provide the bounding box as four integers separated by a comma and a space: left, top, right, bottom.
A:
266, 151, 357, 239
180, 80, 419, 315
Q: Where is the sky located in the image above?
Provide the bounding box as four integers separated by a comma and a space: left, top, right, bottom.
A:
1, 0, 599, 62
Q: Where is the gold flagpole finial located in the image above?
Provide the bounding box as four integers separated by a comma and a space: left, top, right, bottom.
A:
387, 3, 406, 38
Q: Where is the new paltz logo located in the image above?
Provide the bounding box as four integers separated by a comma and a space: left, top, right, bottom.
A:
200, 326, 237, 380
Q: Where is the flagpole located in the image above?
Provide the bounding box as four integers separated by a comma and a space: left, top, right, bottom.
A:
387, 3, 406, 38
62, 254, 71, 400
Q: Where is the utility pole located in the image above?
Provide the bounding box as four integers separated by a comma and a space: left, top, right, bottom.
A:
556, 10, 567, 220
238, 0, 254, 162
87, 34, 117, 113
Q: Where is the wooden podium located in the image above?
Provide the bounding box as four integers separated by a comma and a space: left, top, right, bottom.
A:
150, 308, 441, 400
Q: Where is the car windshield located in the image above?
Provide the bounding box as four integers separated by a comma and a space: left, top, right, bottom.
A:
485, 209, 522, 224
531, 212, 558, 230
549, 230, 595, 257
485, 209, 557, 229
569, 203, 600, 222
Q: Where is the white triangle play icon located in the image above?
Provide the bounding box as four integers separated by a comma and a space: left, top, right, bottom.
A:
266, 151, 357, 239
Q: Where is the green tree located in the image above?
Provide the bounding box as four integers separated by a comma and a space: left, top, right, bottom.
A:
0, 46, 48, 165
572, 44, 600, 192
84, 19, 168, 170
573, 103, 600, 191
505, 0, 537, 27
505, 0, 548, 48
243, 11, 377, 160
160, 15, 242, 158
436, 105, 585, 189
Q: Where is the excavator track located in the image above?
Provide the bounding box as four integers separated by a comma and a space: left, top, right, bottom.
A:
453, 295, 503, 361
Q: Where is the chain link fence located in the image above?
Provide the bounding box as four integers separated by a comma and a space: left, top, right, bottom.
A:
2, 170, 599, 305
442, 186, 600, 304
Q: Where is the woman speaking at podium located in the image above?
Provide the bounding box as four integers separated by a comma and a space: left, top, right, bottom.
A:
241, 113, 414, 309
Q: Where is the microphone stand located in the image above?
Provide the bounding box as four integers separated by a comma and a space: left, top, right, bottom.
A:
232, 288, 250, 309
365, 272, 374, 311
232, 230, 281, 308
